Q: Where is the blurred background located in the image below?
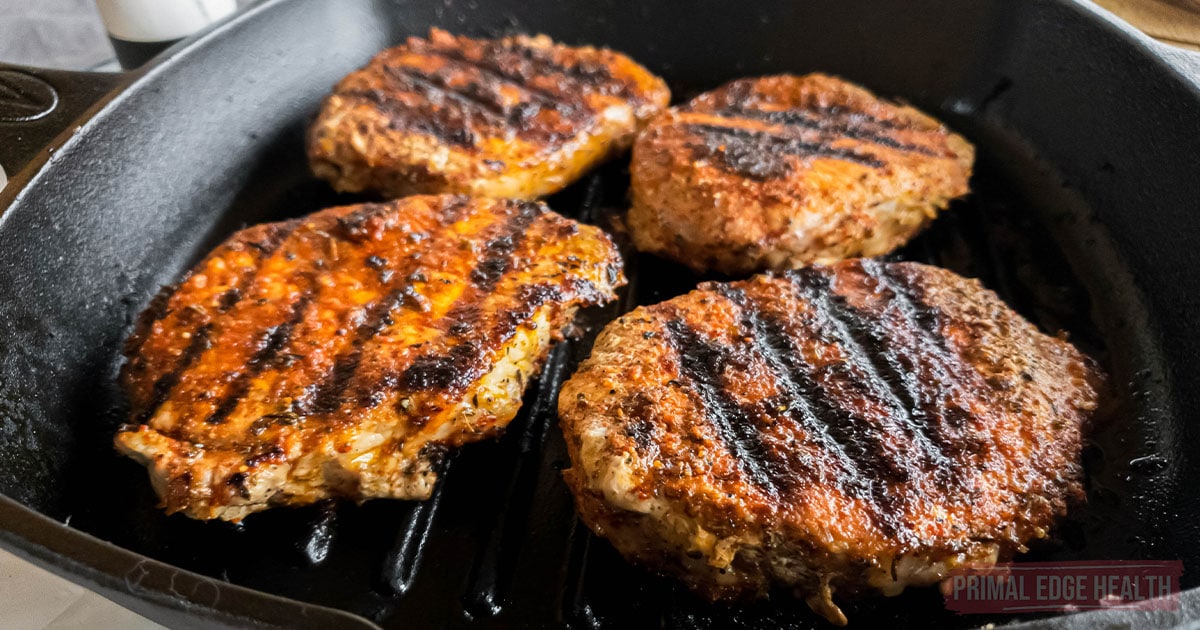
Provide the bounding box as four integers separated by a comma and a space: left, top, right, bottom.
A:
0, 0, 1197, 74
0, 0, 257, 71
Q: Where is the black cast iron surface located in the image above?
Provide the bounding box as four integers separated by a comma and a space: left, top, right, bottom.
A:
0, 0, 1199, 627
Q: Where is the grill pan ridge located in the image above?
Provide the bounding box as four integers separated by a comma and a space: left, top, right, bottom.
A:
0, 0, 1197, 628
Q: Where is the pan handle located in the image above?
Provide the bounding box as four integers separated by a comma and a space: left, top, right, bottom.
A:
0, 64, 129, 195
1154, 42, 1200, 87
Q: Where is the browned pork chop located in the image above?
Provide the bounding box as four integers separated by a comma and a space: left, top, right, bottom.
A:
558, 260, 1102, 624
308, 28, 669, 200
628, 74, 975, 275
118, 194, 623, 521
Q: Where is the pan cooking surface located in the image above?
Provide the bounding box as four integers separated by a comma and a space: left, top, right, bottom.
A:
1, 0, 1195, 626
53, 111, 1162, 628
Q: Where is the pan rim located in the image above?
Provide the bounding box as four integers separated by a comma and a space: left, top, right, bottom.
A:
0, 0, 1196, 627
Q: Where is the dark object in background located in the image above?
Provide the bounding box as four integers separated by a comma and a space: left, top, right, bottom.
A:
95, 0, 236, 68
0, 0, 1198, 628
107, 36, 182, 69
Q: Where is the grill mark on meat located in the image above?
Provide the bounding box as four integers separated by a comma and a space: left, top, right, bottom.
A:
705, 82, 919, 132
662, 317, 789, 497
343, 87, 479, 148
867, 261, 955, 354
387, 65, 509, 121
302, 208, 484, 415
492, 39, 628, 99
302, 200, 541, 414
805, 104, 916, 130
399, 284, 565, 414
470, 201, 543, 291
205, 292, 314, 425
298, 197, 486, 415
399, 341, 480, 394
419, 47, 569, 108
857, 260, 989, 459
353, 42, 604, 149
786, 269, 956, 481
399, 203, 545, 398
136, 323, 213, 423
711, 287, 905, 528
126, 221, 296, 357
134, 285, 176, 333
708, 105, 938, 155
710, 286, 857, 489
333, 202, 401, 241
132, 221, 298, 421
682, 122, 885, 181
305, 286, 420, 414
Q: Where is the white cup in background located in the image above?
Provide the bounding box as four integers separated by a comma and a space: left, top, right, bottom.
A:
95, 0, 238, 68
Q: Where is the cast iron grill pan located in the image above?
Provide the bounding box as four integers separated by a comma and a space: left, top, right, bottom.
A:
58, 139, 1159, 629
0, 0, 1196, 627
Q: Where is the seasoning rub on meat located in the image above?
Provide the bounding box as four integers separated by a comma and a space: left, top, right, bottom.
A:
308, 28, 669, 200
628, 74, 974, 275
558, 260, 1101, 624
117, 194, 624, 521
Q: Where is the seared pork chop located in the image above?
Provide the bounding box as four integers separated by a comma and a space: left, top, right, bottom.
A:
558, 260, 1101, 624
628, 74, 975, 275
118, 194, 623, 521
308, 28, 669, 200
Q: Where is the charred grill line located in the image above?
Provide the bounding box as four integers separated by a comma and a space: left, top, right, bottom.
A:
683, 122, 885, 180
711, 285, 858, 488
422, 47, 568, 108
306, 286, 414, 414
869, 261, 982, 384
132, 221, 299, 421
307, 198, 523, 412
787, 269, 955, 475
717, 83, 916, 131
133, 284, 177, 334
338, 88, 475, 148
710, 105, 938, 155
716, 287, 906, 525
333, 202, 398, 241
400, 342, 480, 393
860, 260, 989, 458
662, 317, 787, 495
399, 203, 546, 396
493, 40, 624, 99
205, 293, 314, 425
136, 322, 212, 423
808, 104, 915, 130
385, 65, 509, 121
685, 122, 886, 168
403, 283, 566, 399
749, 308, 909, 491
470, 202, 543, 291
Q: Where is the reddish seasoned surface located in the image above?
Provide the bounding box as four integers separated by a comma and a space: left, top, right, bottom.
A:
308, 28, 669, 199
628, 74, 975, 274
118, 194, 623, 520
560, 260, 1102, 610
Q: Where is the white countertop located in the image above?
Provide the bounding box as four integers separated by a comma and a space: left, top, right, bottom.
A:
0, 548, 161, 629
